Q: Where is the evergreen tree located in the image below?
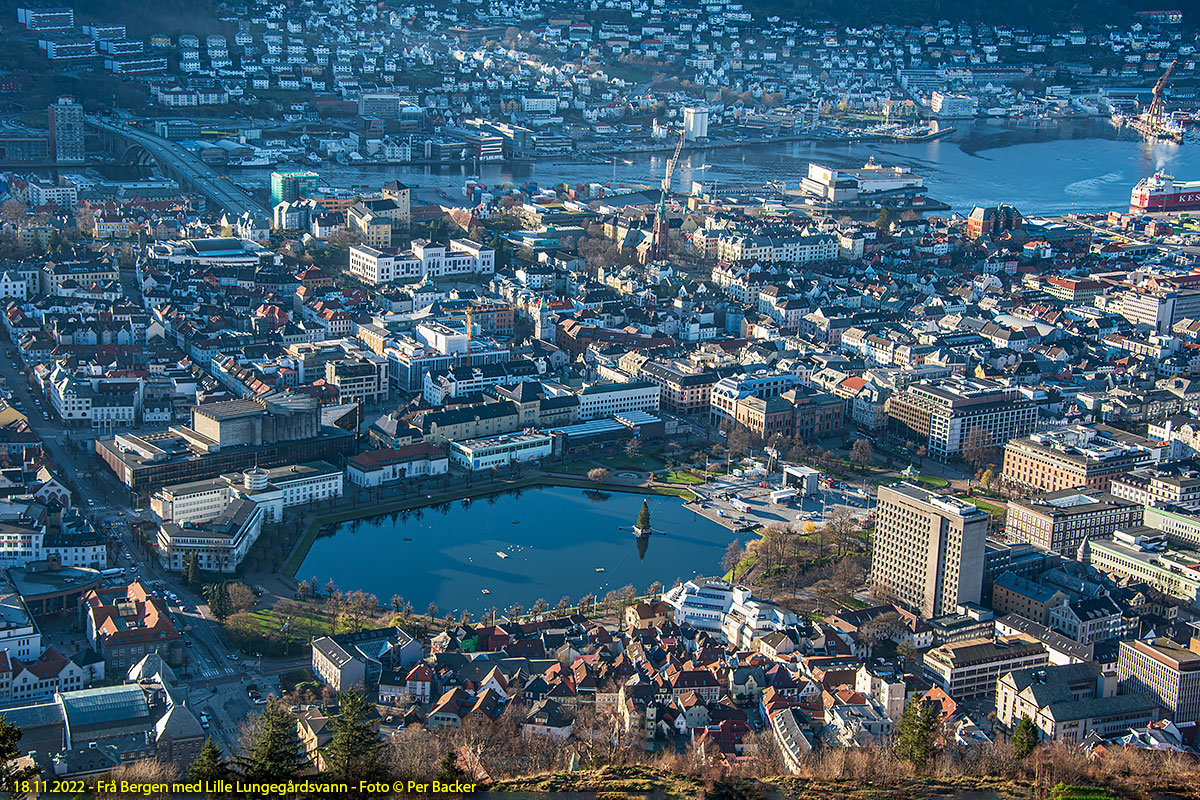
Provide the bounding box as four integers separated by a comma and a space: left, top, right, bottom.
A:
436, 751, 466, 784
322, 689, 385, 783
1011, 715, 1039, 760
235, 698, 308, 780
204, 583, 229, 620
875, 206, 891, 233
187, 737, 230, 784
0, 713, 38, 799
183, 553, 199, 587
893, 696, 938, 769
636, 499, 651, 531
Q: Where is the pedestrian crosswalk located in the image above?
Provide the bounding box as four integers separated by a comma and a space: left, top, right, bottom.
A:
197, 664, 236, 679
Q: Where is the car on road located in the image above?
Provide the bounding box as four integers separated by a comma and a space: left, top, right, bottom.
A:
185, 640, 193, 648
226, 654, 239, 661
199, 713, 209, 729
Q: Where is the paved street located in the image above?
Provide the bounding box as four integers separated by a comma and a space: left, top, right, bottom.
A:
0, 326, 297, 755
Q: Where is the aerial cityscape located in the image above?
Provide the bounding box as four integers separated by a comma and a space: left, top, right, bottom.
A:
0, 0, 1197, 798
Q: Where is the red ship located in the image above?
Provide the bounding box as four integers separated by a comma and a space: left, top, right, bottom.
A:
1131, 171, 1200, 211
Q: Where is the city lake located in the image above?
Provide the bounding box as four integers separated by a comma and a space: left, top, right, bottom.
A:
296, 486, 739, 614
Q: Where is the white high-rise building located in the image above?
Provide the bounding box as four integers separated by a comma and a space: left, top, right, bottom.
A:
683, 106, 708, 141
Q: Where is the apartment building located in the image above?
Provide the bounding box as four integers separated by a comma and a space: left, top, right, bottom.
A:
991, 573, 1069, 626
923, 635, 1049, 700
324, 355, 389, 405
311, 627, 423, 693
1118, 288, 1200, 335
1048, 597, 1124, 645
870, 482, 988, 619
637, 362, 717, 415
1004, 489, 1143, 556
1116, 638, 1200, 723
710, 372, 802, 426
885, 378, 1037, 461
1001, 426, 1154, 492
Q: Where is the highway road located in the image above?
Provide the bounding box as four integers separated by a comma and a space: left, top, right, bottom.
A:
86, 117, 269, 219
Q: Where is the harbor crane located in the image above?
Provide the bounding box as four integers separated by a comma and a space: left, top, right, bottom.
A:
1127, 60, 1183, 144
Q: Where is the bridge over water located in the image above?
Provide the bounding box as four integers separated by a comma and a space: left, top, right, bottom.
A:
87, 118, 268, 219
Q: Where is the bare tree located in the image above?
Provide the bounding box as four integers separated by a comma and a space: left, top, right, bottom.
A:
721, 539, 745, 574
824, 506, 861, 558
962, 427, 996, 473
226, 582, 257, 614
849, 439, 874, 471
587, 467, 611, 483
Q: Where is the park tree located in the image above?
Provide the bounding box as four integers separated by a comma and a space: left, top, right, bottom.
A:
824, 506, 861, 557
235, 698, 308, 780
849, 438, 874, 471
893, 696, 939, 769
204, 583, 231, 620
187, 737, 230, 784
0, 200, 26, 223
962, 427, 996, 473
1011, 715, 1039, 760
587, 467, 611, 483
322, 689, 386, 783
183, 552, 199, 586
226, 582, 256, 614
721, 539, 744, 574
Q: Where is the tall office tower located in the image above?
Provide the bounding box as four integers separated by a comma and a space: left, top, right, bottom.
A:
870, 482, 988, 619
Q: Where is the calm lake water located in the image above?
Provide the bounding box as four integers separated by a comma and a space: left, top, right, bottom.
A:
297, 486, 739, 613
239, 119, 1200, 214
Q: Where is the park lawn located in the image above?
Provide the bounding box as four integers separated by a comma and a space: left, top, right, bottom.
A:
653, 486, 698, 501
872, 474, 949, 489
662, 469, 704, 485
965, 497, 1007, 516
601, 452, 667, 472
725, 552, 758, 582
248, 606, 337, 638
